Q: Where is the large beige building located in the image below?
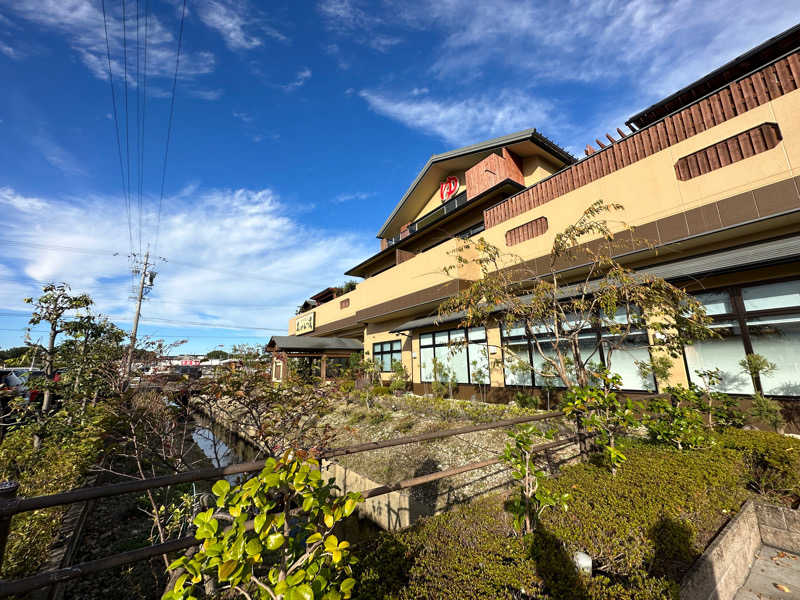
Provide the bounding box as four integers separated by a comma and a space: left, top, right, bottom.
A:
278, 26, 800, 418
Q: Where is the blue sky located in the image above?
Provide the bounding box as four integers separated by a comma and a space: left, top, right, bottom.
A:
0, 0, 797, 354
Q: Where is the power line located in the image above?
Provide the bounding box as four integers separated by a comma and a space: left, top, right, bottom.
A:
135, 0, 142, 256
154, 0, 188, 257
101, 0, 132, 255
121, 0, 133, 255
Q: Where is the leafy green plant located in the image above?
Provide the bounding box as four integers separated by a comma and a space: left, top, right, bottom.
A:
430, 357, 457, 399
562, 376, 640, 474
501, 425, 568, 534
164, 451, 363, 600
387, 360, 409, 394
689, 370, 744, 429
739, 353, 777, 390
750, 392, 785, 432
645, 392, 711, 450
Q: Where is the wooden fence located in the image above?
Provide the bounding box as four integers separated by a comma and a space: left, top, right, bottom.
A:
0, 410, 572, 597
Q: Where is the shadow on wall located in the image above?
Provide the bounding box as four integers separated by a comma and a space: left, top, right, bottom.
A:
409, 457, 441, 523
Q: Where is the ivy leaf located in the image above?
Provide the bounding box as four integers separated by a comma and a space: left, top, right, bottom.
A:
254, 512, 267, 534
245, 538, 262, 556
266, 533, 285, 550
291, 583, 314, 600
286, 569, 306, 586
218, 559, 237, 581
343, 498, 357, 516
340, 578, 356, 593
211, 479, 231, 498
305, 532, 323, 544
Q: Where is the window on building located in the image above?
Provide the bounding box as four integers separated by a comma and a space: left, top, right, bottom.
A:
684, 279, 800, 396
419, 327, 488, 384
373, 340, 402, 372
501, 320, 656, 391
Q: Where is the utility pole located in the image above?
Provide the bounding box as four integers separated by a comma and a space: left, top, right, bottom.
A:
124, 250, 155, 381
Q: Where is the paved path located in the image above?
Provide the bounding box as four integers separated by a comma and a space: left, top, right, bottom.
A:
735, 546, 800, 599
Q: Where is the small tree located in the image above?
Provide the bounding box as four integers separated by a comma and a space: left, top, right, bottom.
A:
440, 200, 714, 451
502, 425, 569, 535
24, 283, 92, 447
562, 373, 640, 474
387, 360, 409, 394
739, 353, 777, 392
165, 451, 363, 600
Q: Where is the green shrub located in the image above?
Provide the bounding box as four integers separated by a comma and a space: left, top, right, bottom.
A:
371, 385, 390, 396
540, 441, 747, 580
354, 495, 542, 600
716, 428, 800, 502
0, 405, 111, 579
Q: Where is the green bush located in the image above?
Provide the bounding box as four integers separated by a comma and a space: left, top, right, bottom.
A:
716, 428, 800, 502
0, 405, 111, 579
355, 495, 542, 600
371, 385, 390, 396
540, 441, 747, 580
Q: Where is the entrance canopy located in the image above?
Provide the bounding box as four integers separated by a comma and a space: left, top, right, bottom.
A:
266, 336, 362, 353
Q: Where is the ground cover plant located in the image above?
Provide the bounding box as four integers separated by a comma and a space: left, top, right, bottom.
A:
352, 430, 800, 600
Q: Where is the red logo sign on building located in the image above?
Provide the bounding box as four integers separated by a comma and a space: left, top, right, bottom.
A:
440, 175, 459, 202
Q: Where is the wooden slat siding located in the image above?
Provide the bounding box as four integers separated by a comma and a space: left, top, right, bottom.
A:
762, 122, 782, 147
751, 71, 770, 103
738, 132, 755, 158
505, 216, 549, 246
696, 149, 711, 175
486, 52, 800, 228
681, 107, 697, 138
787, 54, 800, 88
717, 138, 732, 166
690, 103, 706, 133
775, 59, 796, 92
709, 93, 726, 124
741, 76, 759, 109
764, 64, 782, 98
718, 87, 737, 120
671, 113, 687, 142
687, 154, 700, 179
749, 127, 767, 154
664, 115, 678, 145
706, 144, 721, 171
656, 121, 669, 149
730, 80, 748, 113
699, 98, 716, 129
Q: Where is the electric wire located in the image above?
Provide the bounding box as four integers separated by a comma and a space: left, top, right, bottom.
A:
135, 0, 142, 256
121, 0, 134, 255
101, 0, 132, 257
154, 0, 188, 258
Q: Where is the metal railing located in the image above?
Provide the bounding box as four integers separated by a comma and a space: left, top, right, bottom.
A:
0, 410, 572, 597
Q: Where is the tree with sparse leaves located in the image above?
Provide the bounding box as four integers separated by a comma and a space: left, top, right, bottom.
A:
440, 200, 714, 392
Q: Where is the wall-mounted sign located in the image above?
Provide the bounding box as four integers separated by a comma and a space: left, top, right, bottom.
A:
295, 312, 315, 335
440, 175, 459, 202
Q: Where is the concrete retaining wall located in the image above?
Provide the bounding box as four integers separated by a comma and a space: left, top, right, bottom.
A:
680, 500, 800, 600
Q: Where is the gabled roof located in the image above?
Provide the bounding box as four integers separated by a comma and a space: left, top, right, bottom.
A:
377, 128, 575, 239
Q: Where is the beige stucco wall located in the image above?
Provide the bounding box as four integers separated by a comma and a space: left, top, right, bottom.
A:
414, 171, 467, 222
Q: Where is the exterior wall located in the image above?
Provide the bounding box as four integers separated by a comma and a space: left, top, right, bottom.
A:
414, 171, 467, 222
479, 89, 800, 260
521, 155, 560, 187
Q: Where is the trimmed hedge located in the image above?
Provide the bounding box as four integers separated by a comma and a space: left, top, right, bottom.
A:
715, 428, 800, 502
540, 441, 748, 581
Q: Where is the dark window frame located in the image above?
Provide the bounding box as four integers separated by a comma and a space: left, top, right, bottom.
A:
372, 340, 402, 373
686, 276, 800, 397
499, 319, 657, 393
418, 327, 488, 385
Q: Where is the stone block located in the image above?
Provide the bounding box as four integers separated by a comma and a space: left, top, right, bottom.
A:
755, 502, 787, 530
760, 525, 800, 554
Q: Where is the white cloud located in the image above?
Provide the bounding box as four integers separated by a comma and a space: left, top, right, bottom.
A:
232, 110, 253, 123
359, 89, 560, 147
0, 185, 373, 336
188, 88, 224, 101
0, 39, 17, 59
0, 0, 215, 83
281, 67, 312, 92
30, 133, 87, 176
318, 0, 380, 32
195, 0, 286, 50
333, 191, 374, 204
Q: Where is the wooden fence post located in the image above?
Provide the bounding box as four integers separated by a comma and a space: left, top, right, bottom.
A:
0, 480, 20, 569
